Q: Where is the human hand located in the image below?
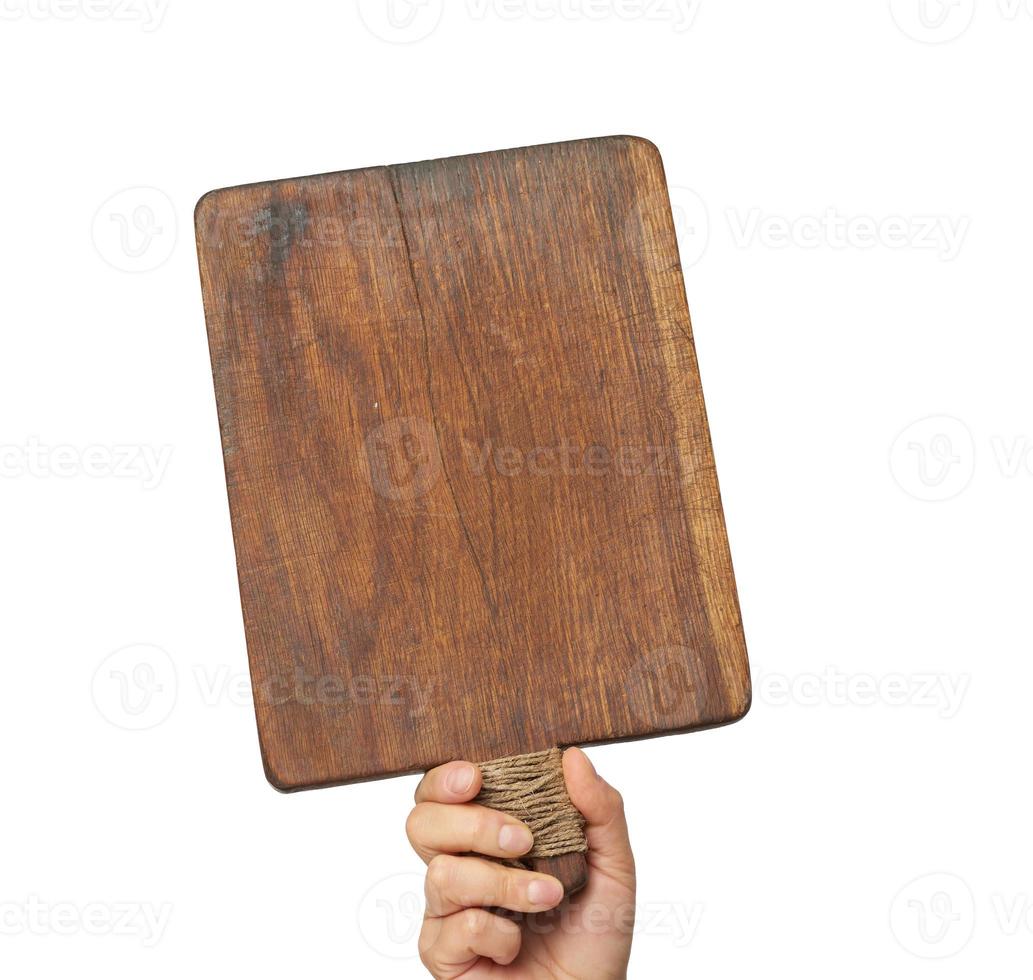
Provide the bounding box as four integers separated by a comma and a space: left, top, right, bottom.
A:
405, 747, 636, 978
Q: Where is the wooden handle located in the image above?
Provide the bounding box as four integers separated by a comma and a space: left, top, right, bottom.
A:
531, 852, 589, 897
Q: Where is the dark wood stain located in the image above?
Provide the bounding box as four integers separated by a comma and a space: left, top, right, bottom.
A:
195, 136, 751, 794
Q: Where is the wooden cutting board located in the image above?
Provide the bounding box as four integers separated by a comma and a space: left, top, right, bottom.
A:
195, 135, 750, 794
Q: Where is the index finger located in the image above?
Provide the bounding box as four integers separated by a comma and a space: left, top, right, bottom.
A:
415, 761, 483, 804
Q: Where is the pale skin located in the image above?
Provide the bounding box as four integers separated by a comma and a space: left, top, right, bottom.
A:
406, 747, 636, 978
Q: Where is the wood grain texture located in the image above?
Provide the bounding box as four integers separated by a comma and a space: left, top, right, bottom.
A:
195, 136, 750, 791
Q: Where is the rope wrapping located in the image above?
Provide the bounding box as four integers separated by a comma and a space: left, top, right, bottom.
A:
476, 747, 587, 860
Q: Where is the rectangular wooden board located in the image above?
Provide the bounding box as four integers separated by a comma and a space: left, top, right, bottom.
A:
195, 136, 750, 791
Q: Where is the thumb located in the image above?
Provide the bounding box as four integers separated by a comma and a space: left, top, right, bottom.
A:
562, 747, 635, 885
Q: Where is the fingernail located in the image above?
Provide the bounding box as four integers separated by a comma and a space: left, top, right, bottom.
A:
446, 764, 476, 795
498, 823, 533, 853
527, 878, 563, 907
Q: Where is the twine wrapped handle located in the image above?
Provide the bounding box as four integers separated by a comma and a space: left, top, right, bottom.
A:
475, 747, 589, 896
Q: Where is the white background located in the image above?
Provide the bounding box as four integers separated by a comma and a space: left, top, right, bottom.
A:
2, 1, 1030, 976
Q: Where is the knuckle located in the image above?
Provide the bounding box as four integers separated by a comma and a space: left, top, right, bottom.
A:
471, 808, 496, 844
498, 868, 521, 909
405, 803, 428, 844
461, 907, 487, 939
425, 854, 456, 895
418, 916, 449, 975
417, 925, 437, 970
